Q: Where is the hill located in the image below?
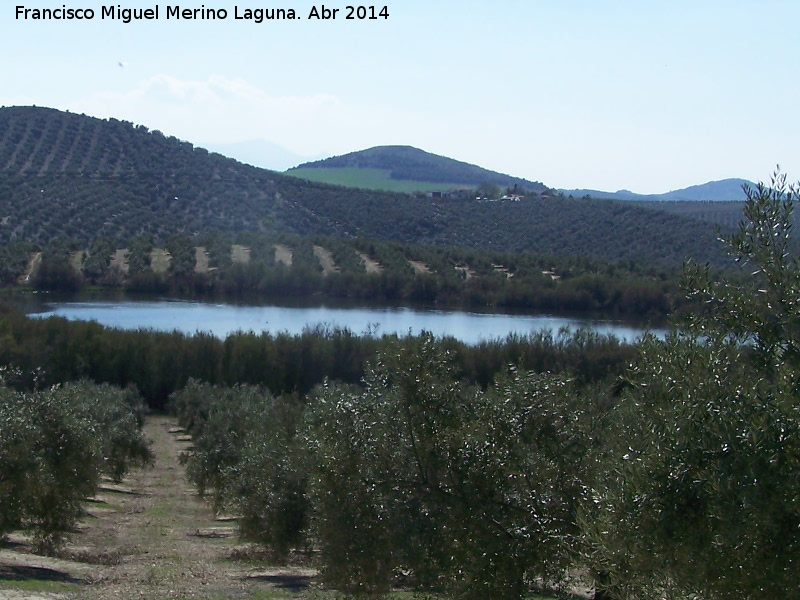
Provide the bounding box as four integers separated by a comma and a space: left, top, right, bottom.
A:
563, 178, 755, 201
0, 106, 729, 265
287, 145, 549, 193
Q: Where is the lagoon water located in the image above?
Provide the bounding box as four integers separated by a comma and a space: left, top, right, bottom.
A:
26, 299, 664, 345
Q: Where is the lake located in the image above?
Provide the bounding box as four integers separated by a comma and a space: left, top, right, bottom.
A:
25, 298, 664, 345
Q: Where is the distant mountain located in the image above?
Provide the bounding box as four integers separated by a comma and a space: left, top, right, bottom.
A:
204, 139, 326, 172
287, 145, 548, 193
659, 179, 755, 201
0, 106, 731, 265
563, 178, 755, 202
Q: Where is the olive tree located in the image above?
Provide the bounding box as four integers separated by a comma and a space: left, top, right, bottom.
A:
0, 380, 152, 553
585, 173, 800, 599
172, 381, 310, 559
306, 335, 591, 599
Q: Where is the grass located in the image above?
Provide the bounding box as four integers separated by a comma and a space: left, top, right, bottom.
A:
145, 503, 172, 518
285, 168, 467, 194
86, 497, 123, 512
0, 578, 80, 593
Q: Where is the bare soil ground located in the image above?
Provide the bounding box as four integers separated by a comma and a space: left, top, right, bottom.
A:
0, 416, 316, 600
312, 247, 339, 276
453, 264, 475, 280
149, 250, 171, 274
194, 247, 212, 274
273, 245, 293, 268
492, 264, 513, 279
231, 245, 251, 265
355, 252, 382, 275
68, 252, 85, 273
109, 250, 130, 274
407, 260, 431, 275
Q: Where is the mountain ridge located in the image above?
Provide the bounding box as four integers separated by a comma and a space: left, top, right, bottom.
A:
562, 178, 755, 202
0, 105, 729, 265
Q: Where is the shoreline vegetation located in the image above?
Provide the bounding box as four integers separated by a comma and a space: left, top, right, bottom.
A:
1, 233, 682, 323
0, 302, 637, 410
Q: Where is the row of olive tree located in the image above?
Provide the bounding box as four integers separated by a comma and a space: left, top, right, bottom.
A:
0, 378, 152, 553
171, 381, 308, 557
171, 339, 595, 599
305, 339, 596, 598
173, 174, 800, 599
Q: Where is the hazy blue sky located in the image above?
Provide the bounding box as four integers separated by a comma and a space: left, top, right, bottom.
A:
3, 1, 799, 192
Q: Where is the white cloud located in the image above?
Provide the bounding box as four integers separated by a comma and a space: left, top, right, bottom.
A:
63, 74, 379, 156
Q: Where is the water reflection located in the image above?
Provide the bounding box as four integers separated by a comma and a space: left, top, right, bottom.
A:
28, 299, 665, 345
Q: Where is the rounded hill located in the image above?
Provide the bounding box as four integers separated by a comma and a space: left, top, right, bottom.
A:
291, 145, 548, 191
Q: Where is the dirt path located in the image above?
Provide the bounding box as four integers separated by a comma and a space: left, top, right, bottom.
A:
453, 264, 475, 280
149, 249, 171, 274
0, 416, 314, 600
17, 252, 41, 284
68, 251, 85, 273
408, 260, 431, 275
231, 245, 251, 265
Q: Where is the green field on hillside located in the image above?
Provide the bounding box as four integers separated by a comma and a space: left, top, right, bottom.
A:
285, 167, 467, 193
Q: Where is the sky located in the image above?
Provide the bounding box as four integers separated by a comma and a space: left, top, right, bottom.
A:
2, 0, 799, 193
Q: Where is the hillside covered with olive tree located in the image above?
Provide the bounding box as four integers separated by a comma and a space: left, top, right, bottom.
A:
0, 106, 729, 266
286, 144, 549, 193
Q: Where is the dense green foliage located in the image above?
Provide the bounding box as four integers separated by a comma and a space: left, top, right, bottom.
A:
622, 199, 748, 229
305, 339, 593, 598
584, 174, 800, 599
170, 334, 608, 598
0, 106, 729, 265
0, 377, 152, 552
0, 241, 34, 284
